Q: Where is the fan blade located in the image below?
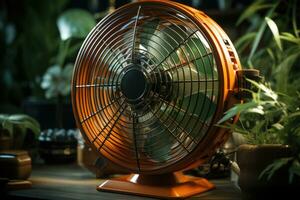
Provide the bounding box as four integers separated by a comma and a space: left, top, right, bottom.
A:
167, 36, 217, 97
172, 36, 217, 122
170, 66, 218, 107
141, 117, 174, 163
184, 37, 214, 77
137, 111, 177, 162
170, 64, 215, 97
180, 93, 216, 121
139, 19, 159, 47
160, 100, 209, 142
110, 48, 128, 73
98, 47, 127, 78
147, 25, 186, 64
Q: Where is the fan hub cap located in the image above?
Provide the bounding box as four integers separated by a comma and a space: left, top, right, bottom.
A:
121, 68, 147, 101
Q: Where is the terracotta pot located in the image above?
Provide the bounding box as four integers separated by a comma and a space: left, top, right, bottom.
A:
237, 144, 300, 199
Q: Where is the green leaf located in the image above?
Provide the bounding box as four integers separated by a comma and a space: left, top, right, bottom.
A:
274, 52, 300, 93
289, 159, 300, 183
246, 79, 278, 101
266, 48, 275, 62
280, 34, 300, 45
0, 114, 40, 146
292, 0, 299, 38
248, 21, 267, 67
67, 42, 83, 57
8, 114, 40, 136
218, 101, 258, 124
234, 32, 256, 50
282, 32, 297, 38
0, 114, 14, 137
265, 17, 282, 51
247, 3, 278, 67
289, 111, 300, 119
259, 157, 292, 181
248, 105, 264, 115
57, 9, 96, 41
272, 123, 283, 130
57, 39, 71, 67
236, 1, 273, 25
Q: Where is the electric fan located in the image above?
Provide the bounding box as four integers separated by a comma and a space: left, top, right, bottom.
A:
72, 0, 258, 199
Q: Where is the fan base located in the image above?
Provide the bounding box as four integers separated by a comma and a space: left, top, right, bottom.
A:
97, 172, 215, 199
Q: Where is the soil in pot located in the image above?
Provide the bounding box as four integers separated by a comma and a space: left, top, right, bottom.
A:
237, 144, 300, 199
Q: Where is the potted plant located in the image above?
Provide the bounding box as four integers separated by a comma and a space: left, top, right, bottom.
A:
218, 1, 300, 197
218, 79, 300, 198
0, 114, 40, 151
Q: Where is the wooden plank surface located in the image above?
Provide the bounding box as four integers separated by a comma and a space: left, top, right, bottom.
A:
8, 164, 241, 200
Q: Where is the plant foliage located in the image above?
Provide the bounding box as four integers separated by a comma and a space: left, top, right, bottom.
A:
235, 0, 300, 94
219, 80, 300, 183
0, 114, 41, 148
223, 0, 300, 183
41, 9, 96, 99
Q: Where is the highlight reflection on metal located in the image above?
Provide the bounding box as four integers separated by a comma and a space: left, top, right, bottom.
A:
72, 0, 241, 174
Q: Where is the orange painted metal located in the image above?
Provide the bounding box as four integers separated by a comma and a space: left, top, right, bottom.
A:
97, 172, 215, 199
72, 0, 243, 199
72, 0, 241, 175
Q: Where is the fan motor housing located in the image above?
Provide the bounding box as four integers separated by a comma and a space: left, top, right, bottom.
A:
72, 0, 242, 175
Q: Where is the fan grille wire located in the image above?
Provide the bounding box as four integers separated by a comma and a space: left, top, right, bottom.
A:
72, 3, 220, 172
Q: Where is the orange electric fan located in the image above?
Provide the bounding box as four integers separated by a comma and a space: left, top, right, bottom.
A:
71, 0, 256, 199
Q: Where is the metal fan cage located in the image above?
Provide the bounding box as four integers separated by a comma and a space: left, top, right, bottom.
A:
72, 0, 241, 174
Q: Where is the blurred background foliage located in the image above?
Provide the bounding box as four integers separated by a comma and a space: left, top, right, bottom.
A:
0, 0, 250, 114
0, 0, 67, 113
0, 0, 298, 128
235, 0, 300, 95
0, 0, 120, 113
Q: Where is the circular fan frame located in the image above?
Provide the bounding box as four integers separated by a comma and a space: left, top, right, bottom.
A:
72, 0, 241, 175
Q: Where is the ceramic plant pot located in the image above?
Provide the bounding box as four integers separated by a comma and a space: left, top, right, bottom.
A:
237, 144, 300, 199
0, 136, 12, 150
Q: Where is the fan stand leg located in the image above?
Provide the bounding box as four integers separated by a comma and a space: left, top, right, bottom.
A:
97, 172, 215, 199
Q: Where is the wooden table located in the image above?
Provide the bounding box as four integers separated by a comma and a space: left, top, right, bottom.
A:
8, 164, 241, 200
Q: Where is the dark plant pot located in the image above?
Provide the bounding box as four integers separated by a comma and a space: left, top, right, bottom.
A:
38, 129, 78, 164
0, 136, 12, 150
237, 144, 300, 199
0, 130, 38, 163
39, 140, 77, 164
